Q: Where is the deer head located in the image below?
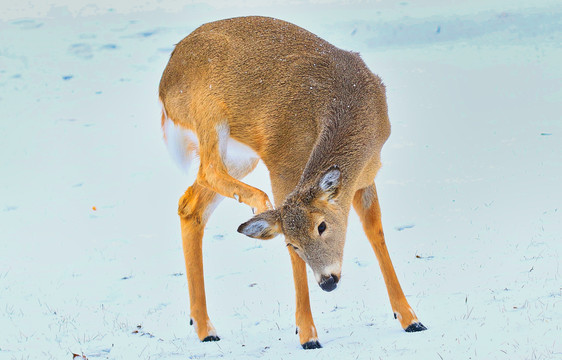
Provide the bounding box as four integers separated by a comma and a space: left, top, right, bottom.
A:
238, 166, 346, 291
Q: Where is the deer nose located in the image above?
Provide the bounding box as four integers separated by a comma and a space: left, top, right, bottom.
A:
319, 274, 339, 292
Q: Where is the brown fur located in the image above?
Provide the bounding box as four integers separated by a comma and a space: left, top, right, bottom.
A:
159, 16, 424, 348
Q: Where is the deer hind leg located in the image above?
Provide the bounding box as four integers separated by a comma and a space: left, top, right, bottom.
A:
179, 183, 223, 342
288, 247, 321, 349
353, 184, 426, 332
179, 148, 260, 342
195, 122, 273, 214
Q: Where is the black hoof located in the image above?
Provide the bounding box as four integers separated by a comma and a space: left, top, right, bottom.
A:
189, 318, 193, 326
405, 322, 427, 332
202, 335, 220, 342
302, 340, 322, 349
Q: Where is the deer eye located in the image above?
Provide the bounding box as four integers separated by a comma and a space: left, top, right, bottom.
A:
317, 221, 327, 235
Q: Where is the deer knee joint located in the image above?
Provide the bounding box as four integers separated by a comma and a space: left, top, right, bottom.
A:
178, 190, 203, 224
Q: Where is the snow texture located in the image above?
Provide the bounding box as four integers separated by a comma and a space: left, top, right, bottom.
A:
1, 0, 561, 359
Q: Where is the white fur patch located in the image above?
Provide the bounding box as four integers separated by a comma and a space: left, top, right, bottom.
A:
162, 118, 258, 180
206, 320, 217, 336
162, 117, 199, 174
314, 262, 342, 283
215, 123, 259, 179
314, 272, 322, 283
191, 319, 217, 336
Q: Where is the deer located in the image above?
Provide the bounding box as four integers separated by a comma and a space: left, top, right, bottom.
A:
158, 16, 426, 349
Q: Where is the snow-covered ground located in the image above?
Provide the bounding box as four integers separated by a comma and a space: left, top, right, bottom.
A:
1, 1, 561, 359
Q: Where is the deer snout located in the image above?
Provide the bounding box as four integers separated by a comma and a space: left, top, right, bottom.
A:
319, 273, 339, 292
314, 263, 342, 292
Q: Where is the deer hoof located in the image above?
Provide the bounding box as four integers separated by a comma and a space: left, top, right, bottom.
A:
405, 322, 427, 332
202, 335, 221, 342
302, 340, 322, 349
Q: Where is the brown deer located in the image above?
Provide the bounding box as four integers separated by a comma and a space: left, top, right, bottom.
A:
158, 16, 426, 349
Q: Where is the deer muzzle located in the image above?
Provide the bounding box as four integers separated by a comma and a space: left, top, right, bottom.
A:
318, 273, 339, 292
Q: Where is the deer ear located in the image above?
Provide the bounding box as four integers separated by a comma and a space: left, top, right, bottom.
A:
237, 210, 282, 240
317, 166, 341, 201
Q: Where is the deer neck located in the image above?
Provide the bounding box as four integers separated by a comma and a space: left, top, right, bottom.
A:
295, 101, 372, 205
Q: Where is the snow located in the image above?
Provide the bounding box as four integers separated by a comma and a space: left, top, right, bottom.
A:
1, 0, 561, 359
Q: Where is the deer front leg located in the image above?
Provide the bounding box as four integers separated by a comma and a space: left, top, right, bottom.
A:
288, 247, 322, 349
353, 184, 426, 332
179, 184, 221, 342
195, 123, 273, 214
198, 168, 271, 214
